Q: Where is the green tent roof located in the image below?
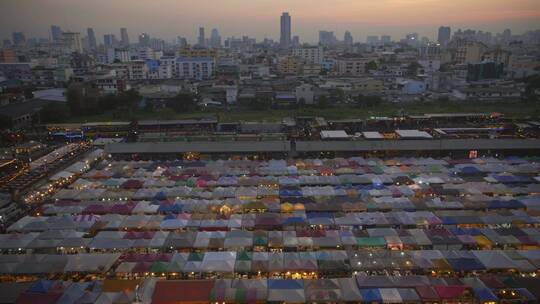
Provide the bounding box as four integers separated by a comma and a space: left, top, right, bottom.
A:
253, 236, 268, 246
237, 251, 252, 261
188, 252, 204, 261
150, 261, 168, 273
357, 237, 387, 247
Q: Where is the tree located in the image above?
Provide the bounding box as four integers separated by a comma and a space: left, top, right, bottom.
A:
355, 94, 383, 108
0, 114, 12, 130
118, 89, 141, 109
523, 74, 540, 102
333, 89, 346, 103
317, 95, 330, 108
144, 100, 154, 112
98, 94, 118, 111
39, 102, 70, 123
407, 62, 422, 76
298, 97, 306, 107
66, 86, 84, 115
365, 61, 378, 72
167, 92, 198, 113
440, 63, 452, 72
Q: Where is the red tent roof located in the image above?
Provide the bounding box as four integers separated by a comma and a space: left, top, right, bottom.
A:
121, 179, 143, 189
16, 293, 62, 304
415, 286, 440, 300
434, 285, 468, 299
152, 280, 215, 304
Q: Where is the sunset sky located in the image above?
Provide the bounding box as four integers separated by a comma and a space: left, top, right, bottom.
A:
1, 0, 539, 43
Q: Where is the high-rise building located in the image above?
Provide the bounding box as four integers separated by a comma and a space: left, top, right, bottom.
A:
210, 28, 221, 48
280, 12, 292, 48
62, 32, 82, 53
366, 36, 379, 45
437, 26, 451, 45
120, 28, 129, 46
139, 33, 150, 47
12, 32, 26, 46
292, 45, 323, 64
319, 31, 337, 46
0, 49, 17, 63
292, 36, 300, 47
380, 35, 391, 44
51, 25, 63, 42
344, 31, 353, 46
177, 36, 188, 48
104, 34, 116, 47
87, 28, 97, 50
198, 27, 206, 47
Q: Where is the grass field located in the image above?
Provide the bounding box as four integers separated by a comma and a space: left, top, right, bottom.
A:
67, 100, 540, 123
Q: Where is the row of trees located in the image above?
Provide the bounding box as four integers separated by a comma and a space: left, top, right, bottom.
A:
66, 87, 141, 116
38, 88, 143, 124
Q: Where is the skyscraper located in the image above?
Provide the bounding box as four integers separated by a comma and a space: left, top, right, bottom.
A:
381, 35, 392, 44
437, 26, 451, 45
319, 31, 337, 46
51, 25, 63, 42
280, 12, 291, 48
139, 33, 150, 47
344, 31, 353, 46
104, 34, 116, 47
292, 35, 300, 47
62, 32, 82, 53
198, 27, 206, 47
210, 28, 221, 48
12, 32, 26, 46
120, 28, 129, 46
87, 28, 97, 50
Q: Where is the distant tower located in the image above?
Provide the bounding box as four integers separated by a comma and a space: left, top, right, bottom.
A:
280, 12, 292, 48
292, 35, 300, 47
62, 32, 82, 53
344, 31, 353, 46
51, 25, 63, 42
120, 27, 130, 46
198, 27, 206, 47
138, 33, 150, 46
104, 34, 116, 47
437, 26, 451, 45
12, 32, 26, 46
210, 28, 221, 48
87, 28, 97, 50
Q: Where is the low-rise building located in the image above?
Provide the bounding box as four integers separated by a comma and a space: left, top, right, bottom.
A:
175, 57, 215, 80
295, 83, 314, 104
397, 78, 426, 94
335, 55, 372, 76
277, 56, 301, 75
292, 45, 323, 64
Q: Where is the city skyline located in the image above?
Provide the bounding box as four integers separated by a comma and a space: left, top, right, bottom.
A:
1, 0, 539, 43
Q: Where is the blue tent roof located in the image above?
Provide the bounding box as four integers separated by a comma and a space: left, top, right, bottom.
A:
515, 288, 537, 301
487, 200, 524, 209
157, 204, 173, 213
268, 279, 304, 290
360, 288, 382, 302
279, 190, 302, 197
283, 217, 306, 225
28, 280, 56, 293
473, 288, 498, 301
461, 166, 482, 174
447, 258, 485, 271
164, 214, 176, 220
307, 212, 333, 219
493, 174, 531, 183
154, 191, 167, 201
441, 217, 458, 225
